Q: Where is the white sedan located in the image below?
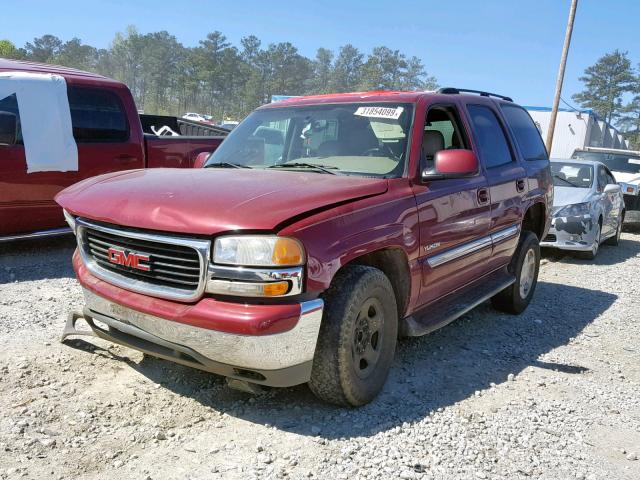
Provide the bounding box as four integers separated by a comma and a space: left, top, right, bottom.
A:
540, 159, 625, 259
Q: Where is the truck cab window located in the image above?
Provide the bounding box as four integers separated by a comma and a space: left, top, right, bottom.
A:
421, 105, 469, 170
67, 87, 128, 143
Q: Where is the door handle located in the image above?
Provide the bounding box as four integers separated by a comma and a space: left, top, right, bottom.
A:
516, 178, 526, 192
477, 187, 489, 205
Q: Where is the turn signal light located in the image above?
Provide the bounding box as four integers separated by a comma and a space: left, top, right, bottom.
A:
627, 187, 635, 193
207, 279, 291, 297
272, 238, 304, 266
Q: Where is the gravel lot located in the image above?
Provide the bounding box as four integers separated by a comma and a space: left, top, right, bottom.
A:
0, 231, 639, 480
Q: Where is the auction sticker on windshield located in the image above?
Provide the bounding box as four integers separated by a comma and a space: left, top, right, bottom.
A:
354, 106, 404, 120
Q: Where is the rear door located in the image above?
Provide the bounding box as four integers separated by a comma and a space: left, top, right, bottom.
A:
465, 103, 527, 270
67, 84, 144, 180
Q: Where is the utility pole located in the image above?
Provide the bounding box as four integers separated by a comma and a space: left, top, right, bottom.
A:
546, 0, 578, 155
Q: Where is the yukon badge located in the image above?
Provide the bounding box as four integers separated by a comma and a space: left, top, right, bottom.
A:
424, 242, 441, 252
107, 247, 151, 271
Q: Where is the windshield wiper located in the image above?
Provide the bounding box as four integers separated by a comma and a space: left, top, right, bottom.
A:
553, 174, 581, 188
267, 162, 340, 175
204, 162, 251, 169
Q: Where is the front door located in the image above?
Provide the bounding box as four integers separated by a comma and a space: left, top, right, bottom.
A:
413, 104, 492, 308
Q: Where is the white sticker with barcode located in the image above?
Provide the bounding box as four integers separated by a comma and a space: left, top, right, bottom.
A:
354, 106, 404, 120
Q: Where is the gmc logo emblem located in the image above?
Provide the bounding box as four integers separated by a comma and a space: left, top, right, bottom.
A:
107, 247, 151, 271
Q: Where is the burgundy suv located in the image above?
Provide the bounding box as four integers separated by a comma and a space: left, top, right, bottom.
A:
57, 88, 552, 406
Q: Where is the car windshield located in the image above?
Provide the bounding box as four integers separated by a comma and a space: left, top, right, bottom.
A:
206, 103, 414, 177
572, 151, 640, 174
551, 162, 593, 188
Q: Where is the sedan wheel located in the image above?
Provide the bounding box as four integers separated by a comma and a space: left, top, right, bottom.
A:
578, 222, 601, 260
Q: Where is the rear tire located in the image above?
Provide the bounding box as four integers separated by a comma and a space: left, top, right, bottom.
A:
491, 230, 540, 314
308, 265, 397, 407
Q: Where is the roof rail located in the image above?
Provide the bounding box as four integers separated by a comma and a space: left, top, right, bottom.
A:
437, 87, 513, 103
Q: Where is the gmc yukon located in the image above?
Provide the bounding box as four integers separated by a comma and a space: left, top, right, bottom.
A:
0, 58, 227, 241
57, 88, 552, 406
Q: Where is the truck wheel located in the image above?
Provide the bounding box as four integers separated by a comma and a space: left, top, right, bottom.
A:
308, 265, 398, 407
491, 230, 540, 314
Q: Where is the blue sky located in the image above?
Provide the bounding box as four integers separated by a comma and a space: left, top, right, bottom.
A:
4, 0, 638, 107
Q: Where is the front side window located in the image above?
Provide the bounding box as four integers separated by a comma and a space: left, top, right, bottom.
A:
67, 87, 128, 143
466, 104, 513, 168
421, 105, 470, 170
551, 162, 593, 189
206, 103, 414, 177
501, 104, 548, 161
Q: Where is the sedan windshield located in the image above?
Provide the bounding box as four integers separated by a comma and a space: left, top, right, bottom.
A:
573, 151, 640, 174
206, 103, 414, 177
551, 162, 593, 188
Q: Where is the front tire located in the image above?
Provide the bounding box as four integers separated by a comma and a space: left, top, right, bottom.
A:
491, 230, 540, 314
604, 211, 624, 246
308, 265, 398, 407
578, 220, 601, 260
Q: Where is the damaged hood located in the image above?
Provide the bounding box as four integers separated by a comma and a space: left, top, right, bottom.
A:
553, 186, 591, 207
55, 168, 388, 235
610, 171, 640, 185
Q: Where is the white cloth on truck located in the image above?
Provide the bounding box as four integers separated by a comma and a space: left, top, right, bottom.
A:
0, 71, 78, 173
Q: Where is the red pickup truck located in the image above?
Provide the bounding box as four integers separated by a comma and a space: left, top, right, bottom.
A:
57, 88, 552, 406
0, 59, 226, 241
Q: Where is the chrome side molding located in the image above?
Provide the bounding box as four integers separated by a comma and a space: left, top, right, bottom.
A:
426, 224, 520, 268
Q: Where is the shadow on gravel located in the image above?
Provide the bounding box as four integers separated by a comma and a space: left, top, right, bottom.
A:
90, 281, 615, 440
0, 235, 76, 283
542, 234, 640, 266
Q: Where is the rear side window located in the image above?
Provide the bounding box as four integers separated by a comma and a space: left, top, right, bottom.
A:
67, 87, 128, 143
467, 105, 513, 168
501, 104, 548, 161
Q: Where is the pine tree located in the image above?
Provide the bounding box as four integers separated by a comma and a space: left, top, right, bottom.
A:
572, 50, 635, 124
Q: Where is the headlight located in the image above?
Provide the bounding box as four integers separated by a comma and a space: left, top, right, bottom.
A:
213, 236, 305, 267
555, 202, 590, 217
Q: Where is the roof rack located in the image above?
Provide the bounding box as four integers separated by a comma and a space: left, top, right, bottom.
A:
437, 87, 513, 103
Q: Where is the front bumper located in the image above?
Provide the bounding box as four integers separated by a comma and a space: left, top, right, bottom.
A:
71, 250, 324, 387
540, 214, 597, 252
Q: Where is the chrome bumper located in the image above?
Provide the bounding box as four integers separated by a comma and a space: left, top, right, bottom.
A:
80, 289, 323, 386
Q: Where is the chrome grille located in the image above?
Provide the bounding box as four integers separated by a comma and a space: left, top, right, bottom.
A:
76, 218, 211, 302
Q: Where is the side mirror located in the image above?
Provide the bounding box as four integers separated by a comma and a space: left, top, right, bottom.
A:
193, 151, 212, 168
0, 112, 17, 146
604, 183, 621, 194
421, 149, 479, 180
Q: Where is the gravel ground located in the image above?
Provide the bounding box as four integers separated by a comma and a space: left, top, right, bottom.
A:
0, 231, 639, 480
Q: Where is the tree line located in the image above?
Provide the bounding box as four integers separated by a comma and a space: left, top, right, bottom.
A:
0, 28, 437, 121
571, 50, 640, 149
0, 33, 638, 148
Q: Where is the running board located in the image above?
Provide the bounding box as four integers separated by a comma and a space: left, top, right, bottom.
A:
400, 268, 515, 337
0, 227, 72, 243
